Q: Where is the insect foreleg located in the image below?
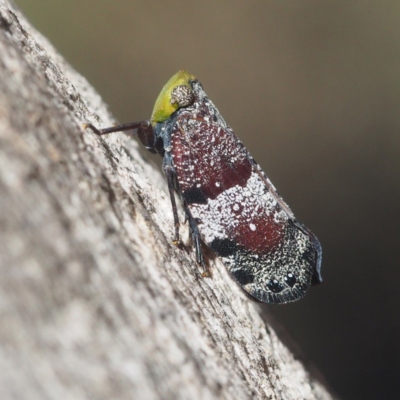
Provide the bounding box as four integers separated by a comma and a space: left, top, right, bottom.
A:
162, 155, 181, 245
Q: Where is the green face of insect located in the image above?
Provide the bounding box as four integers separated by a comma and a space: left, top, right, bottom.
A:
150, 70, 196, 125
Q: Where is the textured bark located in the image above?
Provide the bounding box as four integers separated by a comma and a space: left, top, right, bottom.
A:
0, 1, 333, 399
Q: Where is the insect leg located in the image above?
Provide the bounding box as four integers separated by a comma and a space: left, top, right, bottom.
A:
162, 155, 181, 245
183, 205, 212, 276
186, 209, 204, 266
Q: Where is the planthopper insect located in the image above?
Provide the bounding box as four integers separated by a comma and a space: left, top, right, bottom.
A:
85, 70, 322, 304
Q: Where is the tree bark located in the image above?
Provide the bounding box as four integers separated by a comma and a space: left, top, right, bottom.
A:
0, 1, 333, 399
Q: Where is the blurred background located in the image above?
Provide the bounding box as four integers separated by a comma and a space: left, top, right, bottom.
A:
14, 1, 400, 399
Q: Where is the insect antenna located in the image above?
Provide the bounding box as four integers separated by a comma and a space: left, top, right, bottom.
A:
85, 121, 156, 152
84, 121, 149, 136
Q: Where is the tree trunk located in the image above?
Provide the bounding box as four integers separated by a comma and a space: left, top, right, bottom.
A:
0, 1, 333, 399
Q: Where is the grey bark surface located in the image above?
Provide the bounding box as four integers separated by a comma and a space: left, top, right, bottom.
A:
0, 1, 333, 399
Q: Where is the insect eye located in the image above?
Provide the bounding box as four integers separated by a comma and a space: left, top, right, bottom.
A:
170, 85, 194, 108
